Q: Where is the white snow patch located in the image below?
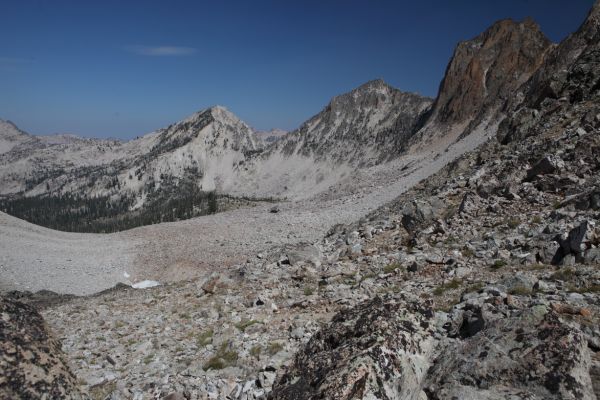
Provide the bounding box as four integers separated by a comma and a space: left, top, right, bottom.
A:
132, 280, 160, 289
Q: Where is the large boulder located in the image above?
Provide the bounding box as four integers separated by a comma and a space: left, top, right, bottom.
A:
554, 220, 598, 264
268, 295, 438, 400
270, 293, 598, 399
425, 307, 596, 399
525, 155, 565, 181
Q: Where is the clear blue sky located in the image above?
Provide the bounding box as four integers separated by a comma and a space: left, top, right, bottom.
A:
0, 0, 594, 138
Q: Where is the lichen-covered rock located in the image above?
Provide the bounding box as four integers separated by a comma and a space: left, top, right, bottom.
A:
0, 296, 83, 399
270, 291, 599, 400
269, 295, 438, 400
425, 308, 595, 399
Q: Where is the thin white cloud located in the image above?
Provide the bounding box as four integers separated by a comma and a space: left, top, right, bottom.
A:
126, 46, 197, 56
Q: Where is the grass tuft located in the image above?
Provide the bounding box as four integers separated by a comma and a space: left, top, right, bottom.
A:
235, 319, 261, 332
433, 279, 463, 296
204, 342, 238, 371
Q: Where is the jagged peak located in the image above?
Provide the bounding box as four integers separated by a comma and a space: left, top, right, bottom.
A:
451, 17, 549, 55
178, 105, 245, 128
575, 0, 600, 39
354, 78, 389, 91
325, 79, 431, 115
590, 0, 600, 20
208, 105, 242, 123
432, 16, 551, 125
0, 119, 19, 129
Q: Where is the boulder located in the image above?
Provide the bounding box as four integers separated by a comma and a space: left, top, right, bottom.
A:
553, 220, 597, 264
458, 191, 481, 215
401, 199, 435, 233
285, 243, 322, 267
269, 295, 438, 399
425, 309, 596, 399
525, 155, 565, 181
583, 248, 600, 264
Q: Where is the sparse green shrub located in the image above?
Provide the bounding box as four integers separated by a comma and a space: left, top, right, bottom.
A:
143, 355, 154, 364
507, 217, 521, 229
383, 263, 401, 274
303, 287, 314, 296
568, 284, 600, 293
465, 282, 484, 293
462, 247, 475, 258
250, 345, 262, 358
267, 342, 284, 356
360, 272, 377, 282
203, 342, 238, 371
433, 279, 463, 296
196, 329, 214, 346
509, 286, 532, 296
528, 263, 547, 271
550, 267, 575, 281
89, 381, 117, 400
491, 260, 507, 269
235, 319, 261, 332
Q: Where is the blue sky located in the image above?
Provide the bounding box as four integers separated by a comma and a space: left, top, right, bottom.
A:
0, 0, 594, 138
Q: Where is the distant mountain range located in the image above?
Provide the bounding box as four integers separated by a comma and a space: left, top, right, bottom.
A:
0, 14, 564, 232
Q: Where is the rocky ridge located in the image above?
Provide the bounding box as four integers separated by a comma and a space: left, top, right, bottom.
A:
266, 79, 432, 165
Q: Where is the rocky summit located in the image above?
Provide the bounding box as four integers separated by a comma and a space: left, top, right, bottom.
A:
1, 1, 600, 399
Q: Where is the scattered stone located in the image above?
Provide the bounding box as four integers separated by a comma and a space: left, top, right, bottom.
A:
525, 155, 565, 181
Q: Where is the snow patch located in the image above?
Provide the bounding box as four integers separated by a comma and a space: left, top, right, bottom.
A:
132, 280, 160, 289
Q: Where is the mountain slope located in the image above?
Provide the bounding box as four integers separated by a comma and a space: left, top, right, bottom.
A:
498, 0, 600, 144
0, 119, 34, 155
2, 2, 600, 399
225, 80, 433, 199
266, 79, 431, 165
0, 107, 262, 231
409, 17, 553, 152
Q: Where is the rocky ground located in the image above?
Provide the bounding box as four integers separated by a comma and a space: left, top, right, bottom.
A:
24, 105, 600, 398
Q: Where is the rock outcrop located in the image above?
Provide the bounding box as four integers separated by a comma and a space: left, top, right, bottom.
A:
498, 0, 600, 144
432, 18, 552, 126
0, 296, 83, 399
269, 295, 437, 400
270, 291, 598, 400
